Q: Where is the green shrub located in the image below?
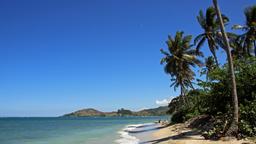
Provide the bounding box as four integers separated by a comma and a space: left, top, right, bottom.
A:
171, 109, 188, 123
168, 57, 256, 137
239, 99, 256, 137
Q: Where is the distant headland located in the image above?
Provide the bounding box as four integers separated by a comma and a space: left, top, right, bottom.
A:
63, 106, 168, 117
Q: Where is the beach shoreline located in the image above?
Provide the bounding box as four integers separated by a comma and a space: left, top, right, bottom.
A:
125, 120, 255, 144
119, 116, 255, 144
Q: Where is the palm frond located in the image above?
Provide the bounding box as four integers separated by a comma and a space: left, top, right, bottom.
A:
216, 14, 229, 27
182, 35, 193, 46
160, 49, 170, 56
197, 10, 206, 29
194, 33, 205, 45
195, 37, 206, 53
215, 34, 226, 50
206, 6, 216, 27
192, 58, 204, 67
187, 49, 203, 57
160, 57, 167, 65
244, 5, 256, 27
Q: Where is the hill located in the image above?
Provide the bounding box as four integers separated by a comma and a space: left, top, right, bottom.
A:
63, 108, 105, 117
63, 106, 168, 117
134, 106, 169, 116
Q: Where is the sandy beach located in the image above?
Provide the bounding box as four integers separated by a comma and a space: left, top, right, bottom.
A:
136, 122, 255, 144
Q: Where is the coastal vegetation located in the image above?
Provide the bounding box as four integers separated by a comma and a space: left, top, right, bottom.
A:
161, 0, 256, 139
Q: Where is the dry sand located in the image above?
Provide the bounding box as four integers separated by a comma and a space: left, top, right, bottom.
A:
145, 123, 255, 144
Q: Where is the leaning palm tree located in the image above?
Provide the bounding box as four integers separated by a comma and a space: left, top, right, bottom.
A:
195, 7, 229, 66
213, 0, 239, 137
232, 5, 256, 56
160, 31, 202, 104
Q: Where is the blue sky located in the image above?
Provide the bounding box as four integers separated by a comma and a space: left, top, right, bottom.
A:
0, 0, 254, 116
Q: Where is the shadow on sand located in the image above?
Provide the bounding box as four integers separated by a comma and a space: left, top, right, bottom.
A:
139, 129, 203, 144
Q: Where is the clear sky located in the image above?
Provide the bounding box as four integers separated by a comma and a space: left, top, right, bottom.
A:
0, 0, 255, 117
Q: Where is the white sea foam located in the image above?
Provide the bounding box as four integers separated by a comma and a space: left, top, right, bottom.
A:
115, 123, 155, 144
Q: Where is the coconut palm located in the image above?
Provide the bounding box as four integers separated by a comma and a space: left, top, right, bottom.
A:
213, 0, 239, 136
194, 6, 229, 66
200, 56, 216, 81
215, 32, 244, 59
232, 5, 256, 56
230, 37, 244, 59
160, 31, 202, 104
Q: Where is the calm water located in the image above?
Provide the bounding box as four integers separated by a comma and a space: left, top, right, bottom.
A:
0, 116, 168, 144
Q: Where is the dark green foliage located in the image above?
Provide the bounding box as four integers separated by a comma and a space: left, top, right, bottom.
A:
239, 99, 256, 137
162, 4, 256, 138
235, 57, 256, 103
169, 89, 207, 123
232, 5, 256, 56
117, 108, 133, 116
206, 57, 256, 113
171, 109, 189, 123
168, 57, 256, 137
195, 7, 229, 66
199, 57, 256, 116
202, 58, 256, 137
200, 56, 217, 80
202, 114, 231, 139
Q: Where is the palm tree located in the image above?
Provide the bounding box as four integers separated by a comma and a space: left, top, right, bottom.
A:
213, 0, 239, 137
195, 7, 229, 66
230, 37, 244, 59
200, 56, 216, 81
232, 5, 256, 56
160, 31, 202, 104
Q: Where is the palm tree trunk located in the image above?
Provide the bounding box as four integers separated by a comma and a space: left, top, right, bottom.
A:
180, 86, 185, 104
254, 40, 256, 56
242, 42, 247, 57
213, 0, 239, 137
247, 41, 251, 56
212, 52, 219, 67
206, 71, 209, 82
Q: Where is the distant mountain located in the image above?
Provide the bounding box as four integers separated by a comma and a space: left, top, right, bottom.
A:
63, 106, 168, 117
64, 108, 105, 117
134, 106, 169, 116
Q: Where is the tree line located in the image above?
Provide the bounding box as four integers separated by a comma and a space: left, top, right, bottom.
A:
160, 0, 256, 138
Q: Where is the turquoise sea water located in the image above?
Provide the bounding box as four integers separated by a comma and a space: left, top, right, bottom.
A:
0, 117, 168, 144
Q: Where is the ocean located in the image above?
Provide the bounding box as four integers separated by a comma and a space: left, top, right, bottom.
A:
0, 116, 169, 144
